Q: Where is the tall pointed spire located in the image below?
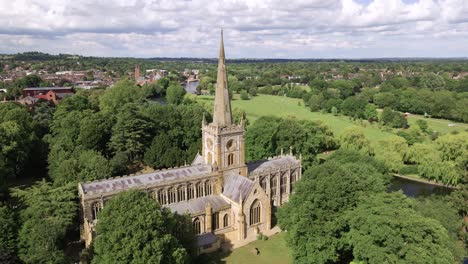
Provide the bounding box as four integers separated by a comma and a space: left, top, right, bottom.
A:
213, 29, 232, 127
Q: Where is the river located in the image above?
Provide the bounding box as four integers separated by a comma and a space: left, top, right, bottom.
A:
389, 176, 454, 197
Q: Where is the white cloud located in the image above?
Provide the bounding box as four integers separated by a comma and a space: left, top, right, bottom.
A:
0, 0, 467, 58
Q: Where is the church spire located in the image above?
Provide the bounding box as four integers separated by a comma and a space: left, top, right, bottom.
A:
213, 29, 232, 127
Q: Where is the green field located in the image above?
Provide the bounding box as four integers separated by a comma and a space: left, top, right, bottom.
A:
198, 94, 394, 145
406, 114, 468, 134
199, 232, 292, 264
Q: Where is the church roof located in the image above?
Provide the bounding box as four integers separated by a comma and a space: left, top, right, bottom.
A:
164, 195, 230, 215
80, 164, 212, 196
248, 155, 301, 175
223, 172, 255, 202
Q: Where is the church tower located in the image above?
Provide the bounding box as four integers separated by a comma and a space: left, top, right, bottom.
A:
202, 30, 247, 180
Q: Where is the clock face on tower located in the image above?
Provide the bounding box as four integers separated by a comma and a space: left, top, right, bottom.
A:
226, 139, 237, 151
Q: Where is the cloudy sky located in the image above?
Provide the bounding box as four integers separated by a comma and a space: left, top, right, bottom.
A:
0, 0, 467, 58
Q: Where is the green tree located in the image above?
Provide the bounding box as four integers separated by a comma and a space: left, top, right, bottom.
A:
240, 90, 250, 100
109, 104, 153, 160
0, 203, 18, 263
346, 192, 455, 264
341, 96, 368, 119
339, 127, 374, 156
99, 79, 144, 113
93, 190, 193, 264
144, 133, 185, 169
415, 119, 428, 133
12, 181, 77, 264
166, 84, 186, 105
277, 157, 389, 264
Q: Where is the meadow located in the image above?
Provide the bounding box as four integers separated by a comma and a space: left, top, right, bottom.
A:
198, 94, 393, 145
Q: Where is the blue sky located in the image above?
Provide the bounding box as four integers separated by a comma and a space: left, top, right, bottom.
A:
0, 0, 467, 58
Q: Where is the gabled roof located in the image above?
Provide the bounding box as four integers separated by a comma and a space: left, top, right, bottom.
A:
23, 87, 72, 91
164, 195, 230, 215
248, 155, 300, 175
222, 172, 255, 203
80, 164, 213, 196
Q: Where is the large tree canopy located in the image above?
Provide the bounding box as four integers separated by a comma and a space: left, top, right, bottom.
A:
277, 151, 390, 264
93, 190, 194, 264
346, 192, 456, 264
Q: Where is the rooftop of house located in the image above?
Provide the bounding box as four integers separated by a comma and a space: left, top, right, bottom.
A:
23, 87, 73, 91
80, 164, 213, 197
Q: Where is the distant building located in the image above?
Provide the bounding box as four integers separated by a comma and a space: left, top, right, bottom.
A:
22, 87, 74, 105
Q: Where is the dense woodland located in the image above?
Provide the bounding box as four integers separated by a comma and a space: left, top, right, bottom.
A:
0, 55, 468, 263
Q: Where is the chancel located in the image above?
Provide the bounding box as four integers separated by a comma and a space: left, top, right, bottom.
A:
78, 31, 302, 253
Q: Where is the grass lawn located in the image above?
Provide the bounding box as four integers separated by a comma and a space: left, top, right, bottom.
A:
197, 94, 394, 145
198, 232, 292, 264
406, 114, 468, 134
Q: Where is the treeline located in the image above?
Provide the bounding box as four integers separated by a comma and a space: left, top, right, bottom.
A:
0, 77, 201, 263
338, 127, 468, 185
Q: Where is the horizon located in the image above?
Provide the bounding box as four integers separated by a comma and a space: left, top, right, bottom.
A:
1, 0, 468, 58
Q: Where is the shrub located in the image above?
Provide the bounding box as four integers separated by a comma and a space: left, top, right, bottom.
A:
240, 90, 250, 100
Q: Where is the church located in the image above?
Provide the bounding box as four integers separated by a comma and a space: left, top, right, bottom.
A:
78, 31, 302, 253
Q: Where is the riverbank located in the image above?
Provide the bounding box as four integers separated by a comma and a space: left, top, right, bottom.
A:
393, 173, 458, 189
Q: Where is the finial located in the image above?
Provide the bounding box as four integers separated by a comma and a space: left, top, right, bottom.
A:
202, 112, 206, 125
281, 148, 284, 156
184, 160, 187, 166
290, 146, 293, 155
299, 153, 302, 161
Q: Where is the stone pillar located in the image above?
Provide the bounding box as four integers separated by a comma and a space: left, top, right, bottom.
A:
267, 172, 271, 197
202, 181, 206, 197
287, 167, 291, 195
276, 171, 281, 204
238, 195, 245, 240
164, 189, 168, 204
184, 184, 188, 201
205, 203, 212, 233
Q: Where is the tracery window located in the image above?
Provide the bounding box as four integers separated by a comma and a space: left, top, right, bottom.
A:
290, 172, 297, 192
92, 202, 102, 220
205, 181, 213, 195
280, 173, 288, 194
168, 187, 177, 204
212, 212, 220, 230
223, 214, 229, 228
197, 182, 204, 198
188, 183, 195, 200
158, 189, 167, 205
250, 200, 261, 225
193, 217, 201, 235
178, 186, 186, 202
271, 175, 278, 197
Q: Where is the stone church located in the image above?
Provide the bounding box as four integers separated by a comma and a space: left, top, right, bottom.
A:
78, 31, 302, 253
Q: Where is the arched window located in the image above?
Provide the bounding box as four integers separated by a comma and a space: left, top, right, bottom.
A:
197, 182, 204, 198
193, 217, 201, 235
290, 172, 297, 192
188, 184, 195, 200
223, 214, 229, 228
227, 153, 234, 166
271, 175, 278, 197
177, 186, 186, 202
280, 173, 288, 194
205, 181, 213, 195
212, 212, 219, 230
260, 177, 267, 191
158, 189, 167, 205
92, 202, 102, 220
168, 188, 177, 204
250, 200, 261, 225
